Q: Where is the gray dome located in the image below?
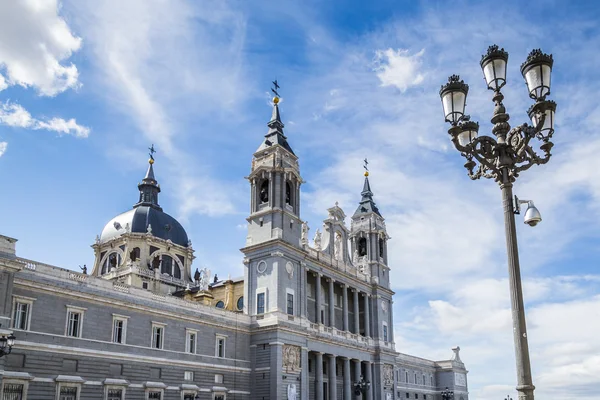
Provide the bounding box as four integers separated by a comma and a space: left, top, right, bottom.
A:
100, 206, 189, 247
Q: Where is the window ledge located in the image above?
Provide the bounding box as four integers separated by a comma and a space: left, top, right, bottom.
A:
56, 375, 85, 383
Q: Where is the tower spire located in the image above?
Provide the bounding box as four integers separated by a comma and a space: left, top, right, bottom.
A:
354, 159, 381, 217
134, 145, 162, 211
256, 80, 295, 155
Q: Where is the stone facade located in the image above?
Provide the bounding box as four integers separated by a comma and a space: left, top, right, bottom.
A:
0, 100, 469, 400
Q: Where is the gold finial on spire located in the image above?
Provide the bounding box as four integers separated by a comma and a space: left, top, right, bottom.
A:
148, 144, 156, 164
271, 79, 280, 104
363, 158, 369, 176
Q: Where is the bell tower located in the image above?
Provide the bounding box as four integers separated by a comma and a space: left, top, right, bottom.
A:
245, 85, 303, 248
349, 164, 390, 288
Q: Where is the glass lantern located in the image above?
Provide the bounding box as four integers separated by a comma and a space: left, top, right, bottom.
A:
457, 120, 479, 146
520, 49, 553, 101
480, 45, 508, 91
528, 100, 556, 139
440, 75, 469, 125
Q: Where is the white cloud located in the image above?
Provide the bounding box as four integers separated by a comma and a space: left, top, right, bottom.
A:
0, 102, 33, 128
373, 48, 425, 92
0, 141, 6, 157
0, 0, 82, 96
0, 101, 89, 137
36, 117, 90, 138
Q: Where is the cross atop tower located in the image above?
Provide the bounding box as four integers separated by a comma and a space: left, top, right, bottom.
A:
148, 144, 156, 161
271, 79, 280, 98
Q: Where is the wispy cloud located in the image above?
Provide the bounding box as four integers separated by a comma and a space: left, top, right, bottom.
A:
0, 141, 6, 157
69, 0, 249, 218
0, 102, 89, 137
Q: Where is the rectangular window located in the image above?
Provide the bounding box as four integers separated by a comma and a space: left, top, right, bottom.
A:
66, 311, 82, 338
287, 293, 294, 315
12, 302, 30, 330
184, 371, 194, 381
2, 383, 24, 399
107, 388, 123, 400
186, 330, 197, 354
59, 386, 78, 400
216, 336, 226, 358
151, 324, 165, 349
257, 292, 265, 314
148, 392, 161, 400
112, 318, 126, 344
383, 324, 388, 342
183, 395, 195, 400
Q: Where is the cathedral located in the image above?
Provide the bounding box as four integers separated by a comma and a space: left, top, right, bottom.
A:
0, 95, 469, 400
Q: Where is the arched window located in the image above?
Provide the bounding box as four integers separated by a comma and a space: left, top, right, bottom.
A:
259, 180, 269, 203
237, 296, 244, 311
379, 238, 385, 257
405, 371, 408, 382
285, 181, 292, 205
129, 247, 140, 262
414, 373, 417, 384
358, 237, 367, 257
423, 374, 426, 386
159, 255, 181, 278
102, 252, 121, 274
215, 301, 225, 309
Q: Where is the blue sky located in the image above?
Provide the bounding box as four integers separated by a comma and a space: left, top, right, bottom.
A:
1, 0, 600, 398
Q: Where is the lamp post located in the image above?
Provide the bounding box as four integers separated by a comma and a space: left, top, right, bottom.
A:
441, 387, 454, 400
439, 45, 556, 400
0, 329, 16, 357
353, 375, 371, 397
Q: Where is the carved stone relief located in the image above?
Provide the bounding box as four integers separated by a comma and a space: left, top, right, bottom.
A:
282, 345, 301, 372
383, 364, 394, 387
285, 261, 294, 278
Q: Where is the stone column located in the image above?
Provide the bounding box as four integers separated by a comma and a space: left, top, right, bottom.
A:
328, 278, 335, 328
316, 274, 322, 324
329, 354, 337, 400
342, 284, 349, 332
270, 342, 284, 400
363, 294, 371, 338
343, 357, 351, 400
315, 352, 324, 400
301, 347, 309, 400
353, 359, 362, 396
301, 266, 307, 318
365, 361, 373, 400
353, 289, 360, 334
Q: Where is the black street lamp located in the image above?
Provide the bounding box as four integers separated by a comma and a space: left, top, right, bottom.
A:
441, 387, 454, 400
440, 45, 556, 400
353, 375, 371, 396
0, 329, 16, 357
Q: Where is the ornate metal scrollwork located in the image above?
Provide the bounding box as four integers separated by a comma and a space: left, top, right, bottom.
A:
449, 101, 553, 185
